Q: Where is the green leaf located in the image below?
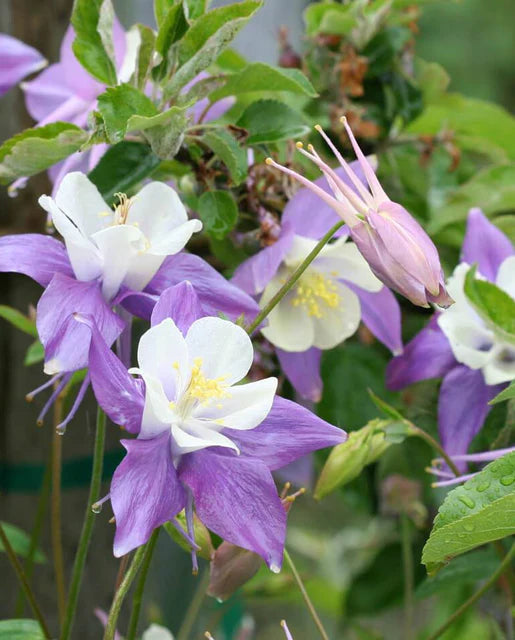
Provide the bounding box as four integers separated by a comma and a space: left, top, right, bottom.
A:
88, 141, 161, 204
236, 99, 310, 144
131, 24, 156, 90
97, 84, 158, 143
165, 1, 262, 98
210, 62, 317, 101
422, 451, 515, 575
428, 164, 515, 235
415, 59, 450, 103
134, 105, 191, 159
407, 94, 515, 162
156, 2, 188, 57
71, 0, 118, 85
197, 190, 238, 239
416, 547, 499, 599
0, 123, 87, 185
0, 306, 37, 337
464, 265, 515, 343
24, 341, 45, 367
315, 419, 393, 499
303, 2, 356, 36
0, 522, 46, 563
184, 0, 209, 21
490, 380, 515, 405
0, 620, 45, 639
154, 0, 175, 27
163, 512, 213, 560
215, 48, 247, 72
201, 129, 247, 185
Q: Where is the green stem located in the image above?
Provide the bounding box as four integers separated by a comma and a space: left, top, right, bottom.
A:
176, 570, 210, 640
245, 220, 346, 335
104, 542, 149, 640
411, 425, 461, 478
52, 392, 67, 627
126, 529, 160, 640
283, 549, 329, 640
0, 522, 51, 639
14, 456, 52, 616
401, 515, 414, 640
427, 541, 515, 640
60, 408, 106, 640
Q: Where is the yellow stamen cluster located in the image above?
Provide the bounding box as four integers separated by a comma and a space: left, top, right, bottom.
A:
187, 357, 230, 404
113, 192, 133, 225
291, 272, 340, 318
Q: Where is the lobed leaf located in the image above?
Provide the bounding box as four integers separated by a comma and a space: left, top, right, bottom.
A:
71, 0, 118, 85
237, 99, 310, 144
210, 62, 317, 101
422, 451, 515, 575
0, 123, 87, 185
198, 190, 238, 239
165, 1, 262, 98
200, 129, 247, 185
97, 84, 158, 143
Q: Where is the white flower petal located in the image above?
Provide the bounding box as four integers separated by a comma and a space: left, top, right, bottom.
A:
193, 377, 278, 429
483, 345, 515, 385
312, 281, 361, 349
438, 313, 493, 370
283, 235, 318, 267
129, 370, 174, 439
141, 624, 175, 640
259, 276, 315, 351
496, 256, 515, 299
136, 319, 189, 399
127, 182, 189, 240
315, 240, 382, 292
123, 253, 166, 292
149, 220, 203, 256
118, 26, 140, 83
172, 420, 239, 455
91, 224, 144, 300
54, 172, 111, 236
38, 194, 103, 282
185, 317, 254, 385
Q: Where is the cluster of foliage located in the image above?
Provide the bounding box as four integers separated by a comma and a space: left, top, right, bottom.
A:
0, 0, 514, 639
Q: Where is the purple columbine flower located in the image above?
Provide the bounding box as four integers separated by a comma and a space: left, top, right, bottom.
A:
387, 208, 514, 466
0, 33, 46, 97
265, 118, 453, 309
80, 282, 345, 568
232, 159, 402, 402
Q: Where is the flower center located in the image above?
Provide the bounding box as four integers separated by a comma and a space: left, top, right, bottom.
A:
291, 272, 340, 318
187, 357, 231, 403
113, 192, 133, 225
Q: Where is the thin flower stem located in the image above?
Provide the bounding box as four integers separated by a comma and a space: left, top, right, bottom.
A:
52, 390, 67, 627
401, 515, 414, 640
115, 554, 131, 593
14, 456, 52, 616
177, 570, 210, 640
104, 542, 149, 640
0, 522, 52, 639
283, 549, 330, 640
126, 529, 160, 640
411, 425, 461, 477
427, 541, 515, 640
60, 408, 106, 640
245, 220, 346, 335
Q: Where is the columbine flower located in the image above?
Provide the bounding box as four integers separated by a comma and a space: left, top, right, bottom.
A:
80, 282, 345, 568
0, 34, 46, 97
387, 209, 514, 465
232, 159, 402, 401
0, 173, 202, 430
265, 118, 453, 309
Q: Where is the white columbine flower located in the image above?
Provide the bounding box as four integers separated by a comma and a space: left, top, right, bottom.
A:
39, 172, 202, 300
259, 235, 383, 351
130, 316, 278, 457
438, 257, 515, 385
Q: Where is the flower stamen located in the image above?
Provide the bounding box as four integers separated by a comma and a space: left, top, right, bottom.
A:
113, 192, 134, 225
291, 272, 340, 318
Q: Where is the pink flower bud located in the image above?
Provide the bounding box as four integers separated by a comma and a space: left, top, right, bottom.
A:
266, 120, 453, 309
